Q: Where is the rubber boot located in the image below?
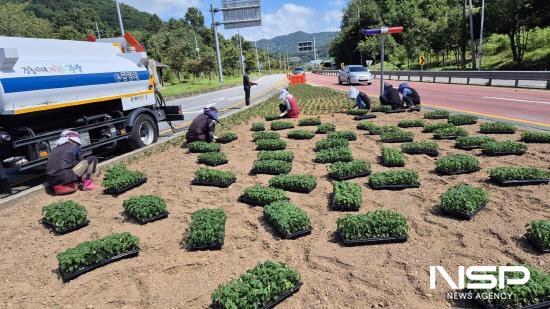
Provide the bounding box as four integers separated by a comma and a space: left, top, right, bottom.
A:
82, 178, 97, 191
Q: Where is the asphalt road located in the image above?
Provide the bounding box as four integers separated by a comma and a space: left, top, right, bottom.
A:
158, 74, 286, 136
307, 72, 550, 130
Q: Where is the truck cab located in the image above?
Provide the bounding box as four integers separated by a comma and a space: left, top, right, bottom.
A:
0, 34, 183, 194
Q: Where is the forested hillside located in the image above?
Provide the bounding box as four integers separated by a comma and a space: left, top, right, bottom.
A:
0, 1, 284, 83
257, 31, 338, 59
330, 0, 550, 70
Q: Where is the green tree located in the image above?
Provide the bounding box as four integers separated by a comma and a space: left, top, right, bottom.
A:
146, 14, 163, 33
0, 3, 53, 38
57, 25, 82, 40
185, 7, 205, 30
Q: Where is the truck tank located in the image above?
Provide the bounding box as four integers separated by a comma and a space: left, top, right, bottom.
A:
0, 36, 152, 117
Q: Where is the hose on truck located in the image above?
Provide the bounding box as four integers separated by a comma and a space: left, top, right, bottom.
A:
154, 89, 177, 134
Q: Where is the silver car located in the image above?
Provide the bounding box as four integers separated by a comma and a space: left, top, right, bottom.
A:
338, 65, 374, 85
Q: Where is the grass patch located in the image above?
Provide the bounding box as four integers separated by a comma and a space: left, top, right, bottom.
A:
187, 141, 221, 153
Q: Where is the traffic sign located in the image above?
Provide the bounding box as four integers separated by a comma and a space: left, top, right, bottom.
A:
340, 63, 345, 69
221, 0, 262, 30
419, 55, 425, 66
366, 60, 373, 67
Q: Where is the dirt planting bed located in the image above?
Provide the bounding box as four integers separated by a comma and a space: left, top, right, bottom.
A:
0, 96, 549, 308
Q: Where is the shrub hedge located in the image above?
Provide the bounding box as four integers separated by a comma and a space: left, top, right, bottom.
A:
479, 122, 516, 134
455, 136, 496, 149
187, 141, 221, 153
287, 129, 315, 140
337, 210, 409, 240
424, 110, 450, 119
380, 131, 414, 143
328, 130, 357, 141
332, 181, 362, 211
42, 201, 87, 233
255, 139, 287, 151
257, 150, 294, 162
435, 154, 480, 175
252, 160, 292, 175
448, 114, 478, 126
315, 146, 353, 163
193, 167, 236, 187
382, 147, 405, 167
298, 117, 321, 126
269, 174, 317, 193
198, 152, 228, 166
211, 261, 301, 309
264, 201, 311, 237
187, 208, 226, 249
239, 185, 288, 206
328, 160, 371, 180
440, 184, 489, 219
123, 195, 167, 222
271, 121, 295, 131
316, 123, 336, 134
251, 122, 265, 132
521, 131, 550, 143
481, 141, 528, 155
401, 141, 439, 156
315, 138, 349, 151
398, 119, 425, 128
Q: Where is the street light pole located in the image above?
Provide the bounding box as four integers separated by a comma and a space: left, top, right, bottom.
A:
115, 0, 125, 36
238, 28, 244, 75
255, 41, 260, 73
380, 34, 385, 97
468, 0, 476, 69
478, 0, 485, 70
210, 4, 224, 83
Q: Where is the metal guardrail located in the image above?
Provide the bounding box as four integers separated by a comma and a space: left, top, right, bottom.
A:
312, 69, 550, 89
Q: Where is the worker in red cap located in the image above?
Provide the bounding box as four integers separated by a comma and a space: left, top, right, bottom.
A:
46, 130, 98, 194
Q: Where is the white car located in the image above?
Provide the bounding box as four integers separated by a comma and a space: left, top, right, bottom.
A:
338, 65, 374, 85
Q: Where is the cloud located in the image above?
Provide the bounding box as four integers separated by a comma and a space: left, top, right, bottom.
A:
119, 0, 201, 18
231, 3, 341, 41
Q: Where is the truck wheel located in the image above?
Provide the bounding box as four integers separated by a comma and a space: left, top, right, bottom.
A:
128, 114, 158, 149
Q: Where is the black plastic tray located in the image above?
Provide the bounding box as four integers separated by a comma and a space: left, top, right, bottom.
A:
41, 219, 89, 235
495, 179, 550, 186
330, 196, 360, 212
59, 247, 140, 282
476, 298, 550, 309
437, 168, 480, 176
263, 282, 303, 309
238, 196, 289, 207
338, 232, 407, 246
369, 183, 420, 190
434, 135, 461, 140
329, 171, 371, 181
134, 211, 169, 224
380, 138, 414, 143
199, 160, 228, 167
442, 203, 486, 220
104, 178, 147, 196
455, 145, 481, 150
425, 115, 448, 119
482, 151, 525, 156
187, 242, 224, 251
527, 235, 550, 253
385, 109, 407, 114
353, 114, 377, 120
278, 226, 313, 240
192, 179, 234, 188
403, 151, 439, 157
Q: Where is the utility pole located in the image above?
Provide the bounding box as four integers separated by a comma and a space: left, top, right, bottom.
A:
238, 28, 244, 75
279, 47, 282, 70
380, 34, 385, 97
266, 46, 271, 71
194, 31, 200, 59
468, 0, 476, 69
95, 22, 101, 39
210, 4, 224, 83
478, 0, 485, 70
115, 0, 125, 36
254, 41, 260, 73
358, 6, 362, 65
313, 36, 318, 69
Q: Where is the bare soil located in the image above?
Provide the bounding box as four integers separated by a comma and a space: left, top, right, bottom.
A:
1, 111, 548, 309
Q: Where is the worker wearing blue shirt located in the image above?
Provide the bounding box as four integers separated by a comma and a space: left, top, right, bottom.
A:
398, 83, 421, 111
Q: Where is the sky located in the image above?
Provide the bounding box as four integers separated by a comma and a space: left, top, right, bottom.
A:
119, 0, 346, 41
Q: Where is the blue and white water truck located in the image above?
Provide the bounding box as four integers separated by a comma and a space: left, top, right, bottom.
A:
0, 34, 183, 194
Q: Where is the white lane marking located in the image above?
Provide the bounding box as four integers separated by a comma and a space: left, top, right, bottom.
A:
483, 96, 550, 105
227, 96, 241, 100
182, 102, 216, 112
